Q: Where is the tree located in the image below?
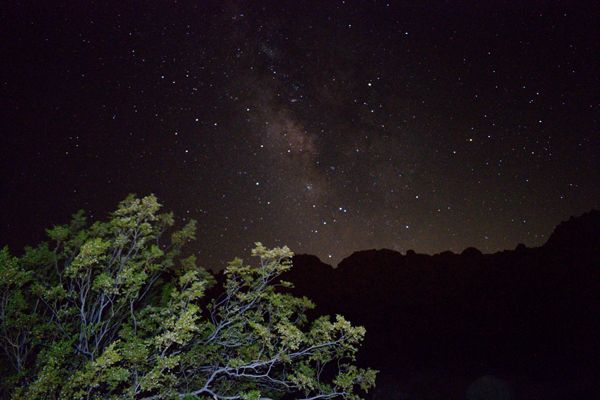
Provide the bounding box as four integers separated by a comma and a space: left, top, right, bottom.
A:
0, 194, 376, 399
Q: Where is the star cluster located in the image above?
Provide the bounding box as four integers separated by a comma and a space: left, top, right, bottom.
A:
2, 1, 599, 265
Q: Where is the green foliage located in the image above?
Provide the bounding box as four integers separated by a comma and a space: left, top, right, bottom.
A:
0, 195, 376, 399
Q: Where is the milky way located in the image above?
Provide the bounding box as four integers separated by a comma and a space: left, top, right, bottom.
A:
2, 1, 599, 266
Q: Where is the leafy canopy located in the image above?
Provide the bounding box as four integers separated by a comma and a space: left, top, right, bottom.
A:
0, 194, 376, 399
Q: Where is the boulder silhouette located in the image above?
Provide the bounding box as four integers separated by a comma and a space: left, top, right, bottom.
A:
461, 247, 482, 257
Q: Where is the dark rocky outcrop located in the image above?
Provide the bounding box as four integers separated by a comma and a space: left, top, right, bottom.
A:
282, 210, 600, 399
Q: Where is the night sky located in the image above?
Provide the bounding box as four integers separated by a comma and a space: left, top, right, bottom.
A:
2, 1, 599, 266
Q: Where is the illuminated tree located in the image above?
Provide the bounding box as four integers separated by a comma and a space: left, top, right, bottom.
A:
0, 195, 376, 399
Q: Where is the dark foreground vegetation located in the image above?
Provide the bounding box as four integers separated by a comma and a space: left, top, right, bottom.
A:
0, 195, 375, 399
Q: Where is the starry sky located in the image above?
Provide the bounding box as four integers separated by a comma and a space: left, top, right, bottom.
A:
2, 1, 599, 266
